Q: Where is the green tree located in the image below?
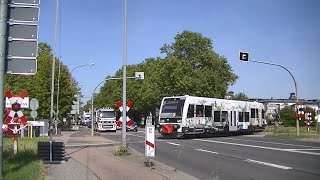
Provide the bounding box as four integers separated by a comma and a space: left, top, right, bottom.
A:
280, 106, 296, 127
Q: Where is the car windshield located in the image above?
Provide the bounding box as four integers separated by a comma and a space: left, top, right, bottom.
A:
98, 111, 115, 118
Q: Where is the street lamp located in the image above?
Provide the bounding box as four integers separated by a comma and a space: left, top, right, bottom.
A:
70, 63, 94, 127
91, 73, 144, 136
71, 62, 95, 74
239, 51, 299, 136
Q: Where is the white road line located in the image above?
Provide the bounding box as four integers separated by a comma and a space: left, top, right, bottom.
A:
285, 148, 320, 151
224, 137, 319, 148
194, 139, 320, 156
194, 148, 219, 154
167, 142, 181, 146
126, 133, 166, 142
244, 159, 293, 170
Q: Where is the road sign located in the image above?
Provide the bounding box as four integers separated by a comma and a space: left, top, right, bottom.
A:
52, 117, 61, 125
8, 5, 39, 23
30, 110, 37, 118
5, 97, 29, 108
10, 0, 40, 6
70, 110, 76, 115
29, 98, 39, 110
8, 23, 38, 39
6, 1, 40, 75
7, 40, 37, 57
135, 72, 144, 80
5, 91, 28, 125
6, 58, 37, 74
239, 51, 249, 62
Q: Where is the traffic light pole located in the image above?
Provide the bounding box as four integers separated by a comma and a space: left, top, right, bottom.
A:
249, 60, 299, 136
0, 0, 9, 176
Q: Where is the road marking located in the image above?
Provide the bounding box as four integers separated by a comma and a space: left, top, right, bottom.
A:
194, 139, 320, 156
244, 159, 293, 170
167, 142, 181, 146
285, 148, 320, 151
126, 133, 166, 142
224, 137, 319, 148
194, 148, 219, 154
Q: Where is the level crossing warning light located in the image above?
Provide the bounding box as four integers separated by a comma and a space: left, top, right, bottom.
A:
296, 102, 305, 120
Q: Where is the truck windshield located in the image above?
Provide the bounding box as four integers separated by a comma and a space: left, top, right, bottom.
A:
160, 98, 185, 118
98, 111, 115, 118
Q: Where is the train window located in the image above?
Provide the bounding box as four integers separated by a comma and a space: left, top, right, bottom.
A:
205, 106, 212, 117
251, 109, 256, 118
187, 105, 194, 118
214, 111, 220, 122
245, 112, 250, 122
196, 105, 204, 117
221, 111, 228, 122
251, 108, 259, 118
239, 112, 244, 122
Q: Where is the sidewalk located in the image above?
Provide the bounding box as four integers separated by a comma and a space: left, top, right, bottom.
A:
45, 129, 198, 180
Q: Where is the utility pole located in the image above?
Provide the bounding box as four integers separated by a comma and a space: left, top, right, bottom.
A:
0, 0, 9, 176
122, 0, 127, 149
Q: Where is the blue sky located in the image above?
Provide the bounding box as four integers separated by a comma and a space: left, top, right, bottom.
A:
38, 0, 320, 102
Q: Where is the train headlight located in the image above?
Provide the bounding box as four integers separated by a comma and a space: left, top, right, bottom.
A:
160, 119, 165, 123
173, 124, 178, 129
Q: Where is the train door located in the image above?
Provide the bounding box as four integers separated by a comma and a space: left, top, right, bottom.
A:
229, 111, 237, 131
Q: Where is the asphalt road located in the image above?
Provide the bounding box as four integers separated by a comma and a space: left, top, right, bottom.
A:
97, 127, 320, 180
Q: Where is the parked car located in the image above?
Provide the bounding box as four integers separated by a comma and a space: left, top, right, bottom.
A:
126, 121, 138, 132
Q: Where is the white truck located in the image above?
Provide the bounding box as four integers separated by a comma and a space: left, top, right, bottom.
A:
82, 111, 91, 126
94, 108, 117, 132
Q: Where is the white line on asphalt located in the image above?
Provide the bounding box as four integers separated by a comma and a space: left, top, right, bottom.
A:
194, 139, 320, 156
194, 148, 219, 154
244, 159, 293, 170
285, 149, 320, 151
127, 133, 145, 138
224, 137, 319, 148
167, 142, 181, 146
126, 133, 166, 142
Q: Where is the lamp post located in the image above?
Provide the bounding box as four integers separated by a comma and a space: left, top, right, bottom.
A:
239, 52, 299, 136
70, 63, 94, 127
71, 63, 95, 74
91, 73, 144, 136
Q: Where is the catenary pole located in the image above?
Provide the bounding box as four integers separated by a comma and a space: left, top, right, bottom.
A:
49, 0, 59, 161
0, 0, 9, 176
122, 0, 127, 149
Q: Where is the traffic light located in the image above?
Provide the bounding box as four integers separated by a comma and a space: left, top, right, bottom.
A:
239, 51, 249, 62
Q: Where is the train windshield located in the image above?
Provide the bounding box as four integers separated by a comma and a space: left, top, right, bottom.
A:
160, 98, 185, 118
